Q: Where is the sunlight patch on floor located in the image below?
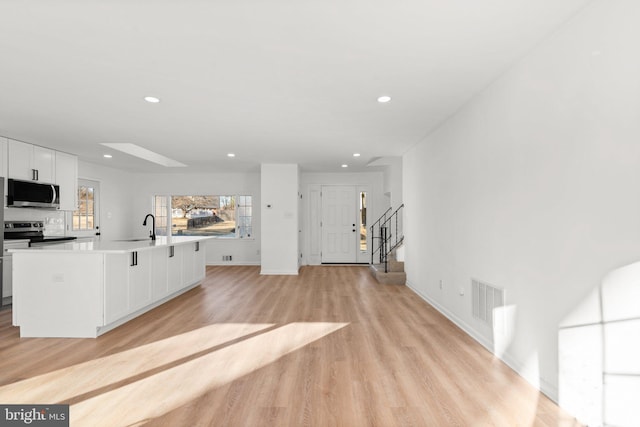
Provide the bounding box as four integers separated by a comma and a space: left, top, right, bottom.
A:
0, 323, 274, 404
70, 322, 348, 426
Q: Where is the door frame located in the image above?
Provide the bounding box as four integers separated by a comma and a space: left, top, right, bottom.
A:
305, 183, 371, 265
66, 178, 101, 239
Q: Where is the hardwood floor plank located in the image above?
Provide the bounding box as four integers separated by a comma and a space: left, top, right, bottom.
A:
0, 265, 581, 426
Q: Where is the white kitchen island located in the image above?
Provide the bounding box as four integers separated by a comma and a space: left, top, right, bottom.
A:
10, 236, 209, 338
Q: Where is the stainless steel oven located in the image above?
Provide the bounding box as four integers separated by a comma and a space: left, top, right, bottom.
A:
4, 221, 77, 245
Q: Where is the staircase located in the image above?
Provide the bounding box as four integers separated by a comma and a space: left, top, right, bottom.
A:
369, 204, 406, 285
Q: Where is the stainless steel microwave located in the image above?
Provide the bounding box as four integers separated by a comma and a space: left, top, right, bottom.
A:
7, 178, 60, 208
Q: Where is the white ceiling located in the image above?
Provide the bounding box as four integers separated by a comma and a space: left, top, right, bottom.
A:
0, 0, 591, 173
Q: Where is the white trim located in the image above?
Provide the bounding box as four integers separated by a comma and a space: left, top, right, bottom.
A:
260, 268, 299, 275
406, 280, 559, 403
207, 262, 260, 266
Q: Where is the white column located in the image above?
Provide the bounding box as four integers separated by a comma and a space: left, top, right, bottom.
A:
260, 164, 299, 275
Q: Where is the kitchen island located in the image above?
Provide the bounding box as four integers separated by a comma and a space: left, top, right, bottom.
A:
10, 236, 209, 338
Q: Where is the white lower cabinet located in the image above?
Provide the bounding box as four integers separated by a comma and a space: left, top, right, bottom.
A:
104, 253, 130, 325
168, 245, 185, 293
151, 247, 170, 300
104, 251, 152, 323
129, 251, 152, 312
182, 241, 205, 286
104, 242, 205, 328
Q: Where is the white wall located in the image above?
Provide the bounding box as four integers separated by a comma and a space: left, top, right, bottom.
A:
261, 164, 299, 274
403, 1, 640, 425
130, 171, 261, 266
382, 157, 403, 210
79, 161, 137, 240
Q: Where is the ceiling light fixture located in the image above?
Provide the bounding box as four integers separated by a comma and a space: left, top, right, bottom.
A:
103, 154, 112, 158
227, 153, 235, 158
100, 143, 186, 167
341, 164, 348, 168
144, 96, 160, 103
377, 95, 391, 103
353, 153, 361, 157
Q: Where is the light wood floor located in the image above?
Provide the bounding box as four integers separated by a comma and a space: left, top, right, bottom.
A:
0, 266, 581, 427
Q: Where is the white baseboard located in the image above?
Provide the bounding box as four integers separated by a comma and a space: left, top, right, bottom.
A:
206, 262, 260, 266
406, 280, 558, 403
260, 269, 299, 275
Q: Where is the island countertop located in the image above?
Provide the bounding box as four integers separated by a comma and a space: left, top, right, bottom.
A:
9, 235, 211, 254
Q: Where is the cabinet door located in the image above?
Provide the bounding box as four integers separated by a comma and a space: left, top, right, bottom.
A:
151, 247, 169, 300
32, 146, 55, 183
182, 243, 196, 286
168, 244, 184, 293
129, 251, 152, 312
55, 152, 78, 210
104, 254, 130, 325
0, 137, 7, 207
193, 242, 206, 282
182, 241, 205, 286
7, 139, 32, 181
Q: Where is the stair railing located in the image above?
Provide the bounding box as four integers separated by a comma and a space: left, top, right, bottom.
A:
370, 204, 404, 272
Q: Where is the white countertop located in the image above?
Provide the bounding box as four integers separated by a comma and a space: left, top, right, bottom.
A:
9, 236, 211, 254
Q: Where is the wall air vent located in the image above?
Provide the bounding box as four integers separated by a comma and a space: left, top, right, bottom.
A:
472, 278, 504, 325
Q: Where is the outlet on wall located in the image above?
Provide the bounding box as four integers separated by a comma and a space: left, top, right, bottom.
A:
439, 280, 443, 290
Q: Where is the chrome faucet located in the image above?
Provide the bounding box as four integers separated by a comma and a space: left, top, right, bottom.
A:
143, 214, 156, 240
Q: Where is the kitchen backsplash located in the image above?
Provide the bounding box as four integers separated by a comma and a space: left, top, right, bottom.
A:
4, 208, 66, 236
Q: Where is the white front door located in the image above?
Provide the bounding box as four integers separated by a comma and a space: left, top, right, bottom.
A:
321, 185, 357, 263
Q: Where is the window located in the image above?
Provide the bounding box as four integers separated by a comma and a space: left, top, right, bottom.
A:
154, 195, 168, 236
72, 179, 100, 236
153, 194, 253, 239
360, 191, 367, 252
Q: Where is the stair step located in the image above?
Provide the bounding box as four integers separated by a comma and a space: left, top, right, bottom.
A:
369, 264, 407, 285
387, 259, 404, 272
375, 270, 407, 285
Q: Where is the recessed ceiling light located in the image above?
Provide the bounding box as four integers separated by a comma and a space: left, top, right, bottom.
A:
227, 153, 235, 158
377, 96, 391, 103
144, 96, 160, 103
353, 153, 361, 157
341, 164, 348, 168
103, 154, 112, 158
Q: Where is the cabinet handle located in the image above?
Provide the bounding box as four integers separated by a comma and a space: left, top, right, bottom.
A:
169, 246, 175, 258
195, 242, 199, 252
32, 169, 38, 181
131, 251, 138, 266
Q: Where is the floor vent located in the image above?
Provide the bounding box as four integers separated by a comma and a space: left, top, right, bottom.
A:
472, 279, 504, 325
222, 255, 233, 261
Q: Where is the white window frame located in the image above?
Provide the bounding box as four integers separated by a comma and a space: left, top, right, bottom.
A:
153, 194, 253, 240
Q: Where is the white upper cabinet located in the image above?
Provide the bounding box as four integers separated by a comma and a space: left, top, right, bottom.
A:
0, 137, 7, 207
0, 137, 7, 179
55, 151, 78, 211
8, 139, 55, 184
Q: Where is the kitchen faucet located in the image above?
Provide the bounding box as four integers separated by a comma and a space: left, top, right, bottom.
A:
143, 214, 156, 241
